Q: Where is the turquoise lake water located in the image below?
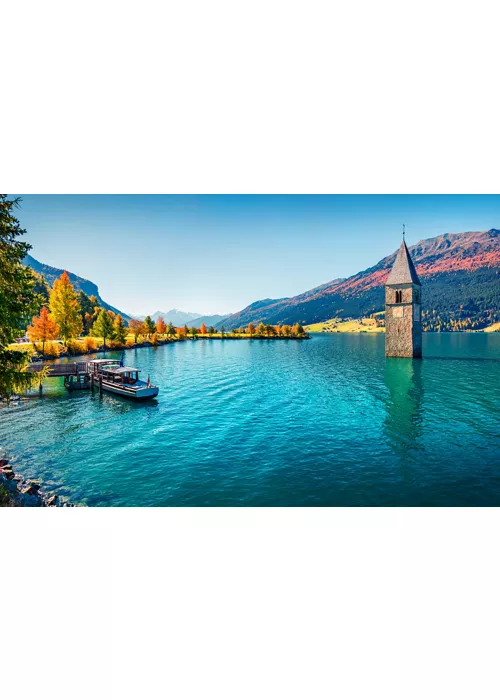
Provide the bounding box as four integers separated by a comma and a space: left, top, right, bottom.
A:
1, 333, 500, 506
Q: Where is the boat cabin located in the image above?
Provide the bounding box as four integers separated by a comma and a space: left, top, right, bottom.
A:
101, 366, 141, 385
88, 359, 118, 377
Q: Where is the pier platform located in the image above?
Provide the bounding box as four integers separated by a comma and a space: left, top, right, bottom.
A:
28, 362, 92, 392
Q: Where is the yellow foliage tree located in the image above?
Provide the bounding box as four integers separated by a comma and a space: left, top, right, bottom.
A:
49, 271, 83, 344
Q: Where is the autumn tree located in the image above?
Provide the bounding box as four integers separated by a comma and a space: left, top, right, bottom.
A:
27, 307, 59, 356
128, 319, 143, 342
49, 271, 83, 344
257, 322, 266, 337
282, 325, 292, 337
291, 323, 305, 337
166, 322, 176, 338
144, 315, 156, 338
190, 326, 198, 340
113, 314, 127, 344
247, 323, 255, 337
200, 322, 207, 335
92, 309, 114, 349
0, 195, 44, 398
156, 316, 166, 336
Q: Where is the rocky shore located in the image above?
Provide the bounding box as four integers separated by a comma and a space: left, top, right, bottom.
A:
0, 458, 76, 507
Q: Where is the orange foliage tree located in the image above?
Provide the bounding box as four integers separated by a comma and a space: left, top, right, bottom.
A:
27, 307, 59, 356
129, 319, 144, 342
156, 317, 166, 336
200, 322, 207, 335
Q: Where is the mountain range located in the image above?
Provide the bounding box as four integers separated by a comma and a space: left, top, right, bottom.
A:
25, 229, 500, 334
23, 254, 132, 322
218, 230, 500, 332
132, 310, 232, 327
131, 310, 199, 325
190, 313, 232, 328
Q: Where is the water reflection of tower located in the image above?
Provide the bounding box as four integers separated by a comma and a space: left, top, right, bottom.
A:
383, 359, 424, 460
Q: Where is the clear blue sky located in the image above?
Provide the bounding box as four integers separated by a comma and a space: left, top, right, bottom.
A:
13, 195, 500, 316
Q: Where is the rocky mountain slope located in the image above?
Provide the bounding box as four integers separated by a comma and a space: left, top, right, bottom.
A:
220, 230, 500, 332
23, 254, 131, 321
216, 280, 345, 330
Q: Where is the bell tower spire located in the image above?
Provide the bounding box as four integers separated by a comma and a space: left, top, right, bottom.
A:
385, 228, 422, 358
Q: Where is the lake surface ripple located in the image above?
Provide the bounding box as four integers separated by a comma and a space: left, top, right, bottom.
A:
1, 333, 499, 506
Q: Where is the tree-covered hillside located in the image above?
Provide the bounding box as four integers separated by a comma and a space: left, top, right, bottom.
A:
221, 230, 500, 331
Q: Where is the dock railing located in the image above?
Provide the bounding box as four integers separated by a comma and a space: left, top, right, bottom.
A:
27, 362, 89, 377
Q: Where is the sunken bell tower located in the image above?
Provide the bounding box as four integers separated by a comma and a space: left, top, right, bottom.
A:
385, 230, 422, 358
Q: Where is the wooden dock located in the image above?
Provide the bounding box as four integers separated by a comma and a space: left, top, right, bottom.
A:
28, 362, 92, 393
28, 362, 89, 377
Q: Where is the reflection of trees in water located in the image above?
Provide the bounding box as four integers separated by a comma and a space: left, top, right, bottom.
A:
383, 359, 423, 461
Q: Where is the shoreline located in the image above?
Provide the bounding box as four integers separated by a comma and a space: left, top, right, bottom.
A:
28, 333, 310, 361
0, 457, 76, 508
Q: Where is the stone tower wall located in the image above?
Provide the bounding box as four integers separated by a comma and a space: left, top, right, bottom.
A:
385, 283, 422, 357
385, 284, 416, 305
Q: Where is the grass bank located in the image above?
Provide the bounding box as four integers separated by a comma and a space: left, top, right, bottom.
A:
305, 318, 385, 333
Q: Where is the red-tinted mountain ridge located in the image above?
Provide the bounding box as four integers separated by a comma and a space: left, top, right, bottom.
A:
220, 229, 500, 332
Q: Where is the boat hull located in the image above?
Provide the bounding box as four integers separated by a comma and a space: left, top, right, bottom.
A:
100, 381, 159, 400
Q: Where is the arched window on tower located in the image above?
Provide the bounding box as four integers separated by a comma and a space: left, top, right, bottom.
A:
395, 290, 402, 304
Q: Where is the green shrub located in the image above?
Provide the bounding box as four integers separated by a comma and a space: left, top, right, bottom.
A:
0, 483, 11, 507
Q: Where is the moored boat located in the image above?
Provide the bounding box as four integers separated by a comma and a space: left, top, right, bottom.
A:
88, 359, 159, 400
